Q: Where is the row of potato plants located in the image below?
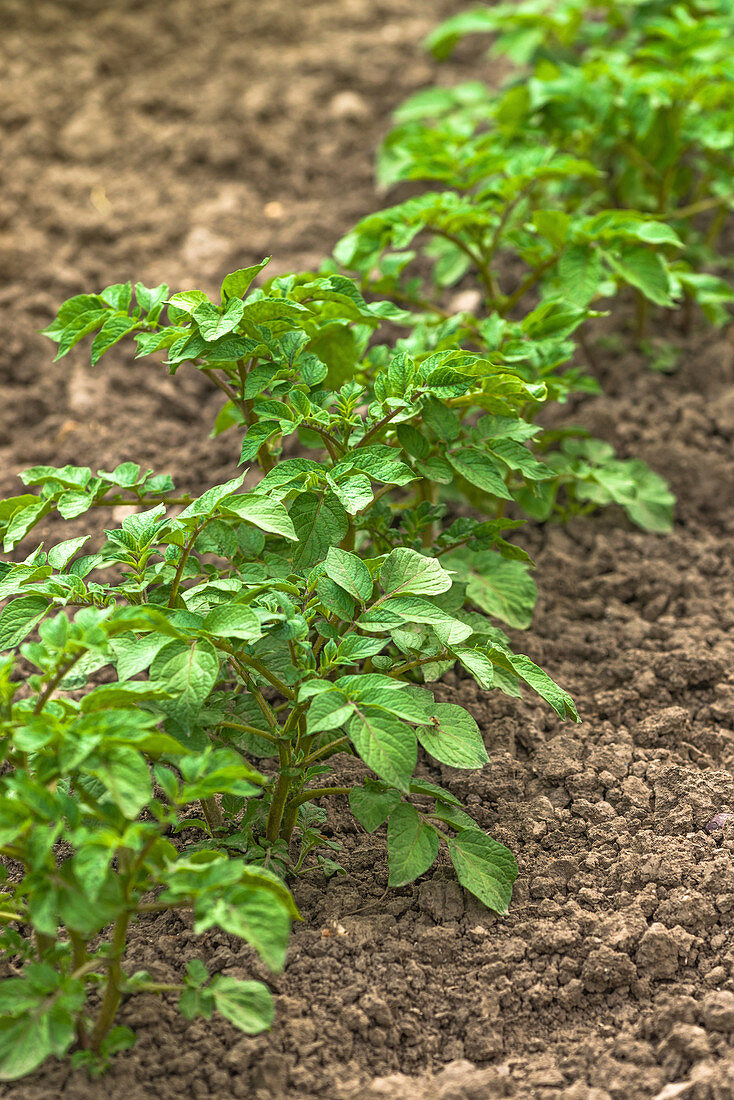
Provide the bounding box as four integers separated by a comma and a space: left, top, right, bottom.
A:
336, 0, 734, 449
0, 270, 580, 1077
1, 0, 732, 1079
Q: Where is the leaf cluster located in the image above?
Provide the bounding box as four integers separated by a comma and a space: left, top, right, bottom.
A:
0, 261, 602, 1077
0, 606, 294, 1079
388, 0, 734, 327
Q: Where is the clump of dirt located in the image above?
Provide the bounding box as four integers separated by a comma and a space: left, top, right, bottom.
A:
3, 1, 734, 1098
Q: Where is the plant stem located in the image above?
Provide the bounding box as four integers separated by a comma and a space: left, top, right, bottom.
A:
167, 521, 207, 607
419, 479, 438, 549
430, 228, 495, 305
201, 368, 239, 405
33, 652, 84, 715
500, 255, 560, 315
266, 773, 291, 843
280, 785, 352, 844
340, 523, 356, 552
35, 931, 54, 959
256, 442, 275, 474
634, 291, 649, 345
70, 934, 90, 1048
288, 786, 351, 810
301, 736, 349, 766
302, 422, 344, 459
88, 911, 130, 1054
220, 644, 294, 700
240, 655, 294, 699
217, 720, 280, 745
577, 329, 597, 372
674, 194, 733, 219
356, 408, 402, 449
389, 652, 448, 677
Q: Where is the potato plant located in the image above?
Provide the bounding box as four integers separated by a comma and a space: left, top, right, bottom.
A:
0, 607, 295, 1080
0, 267, 591, 1078
44, 263, 674, 551
391, 0, 734, 334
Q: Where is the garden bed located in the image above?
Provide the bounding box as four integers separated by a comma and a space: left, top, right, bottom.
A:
2, 1, 734, 1098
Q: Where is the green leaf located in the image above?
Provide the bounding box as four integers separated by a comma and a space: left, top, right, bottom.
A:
88, 746, 152, 818
449, 550, 537, 629
396, 424, 430, 460
56, 492, 92, 521
451, 645, 494, 690
53, 310, 109, 359
210, 977, 274, 1034
417, 703, 488, 769
447, 829, 518, 915
290, 492, 349, 569
111, 633, 169, 679
558, 245, 604, 307
605, 246, 675, 307
239, 421, 281, 465
379, 547, 453, 598
221, 493, 297, 541
79, 682, 173, 713
4, 502, 50, 549
341, 447, 416, 487
421, 395, 461, 442
150, 639, 220, 719
448, 448, 513, 500
240, 298, 308, 325
0, 1003, 76, 1080
349, 785, 401, 832
0, 495, 38, 523
306, 690, 353, 734
532, 210, 570, 250
487, 438, 553, 481
630, 221, 682, 247
168, 290, 209, 314
334, 635, 387, 663
379, 596, 472, 645
330, 474, 374, 515
90, 315, 138, 365
135, 282, 169, 317
193, 297, 245, 341
350, 685, 433, 723
387, 804, 439, 887
47, 536, 90, 572
348, 709, 416, 792
487, 647, 578, 720
195, 887, 290, 971
0, 596, 49, 651
425, 8, 498, 59
221, 259, 271, 302
324, 547, 373, 602
316, 577, 355, 620
100, 282, 132, 311
202, 605, 262, 642
178, 476, 245, 520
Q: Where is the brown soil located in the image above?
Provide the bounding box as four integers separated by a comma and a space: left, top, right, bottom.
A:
3, 1, 734, 1098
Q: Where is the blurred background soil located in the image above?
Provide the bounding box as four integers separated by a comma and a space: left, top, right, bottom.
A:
0, 0, 466, 504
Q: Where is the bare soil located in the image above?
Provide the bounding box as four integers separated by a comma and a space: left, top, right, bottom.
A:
2, 1, 734, 1098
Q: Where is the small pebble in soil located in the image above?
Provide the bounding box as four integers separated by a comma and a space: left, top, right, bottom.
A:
704, 813, 734, 832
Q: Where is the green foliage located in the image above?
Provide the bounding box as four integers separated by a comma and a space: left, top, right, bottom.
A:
0, 609, 294, 1080
387, 0, 734, 333
0, 262, 606, 1077
8, 0, 717, 1076
42, 265, 672, 543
